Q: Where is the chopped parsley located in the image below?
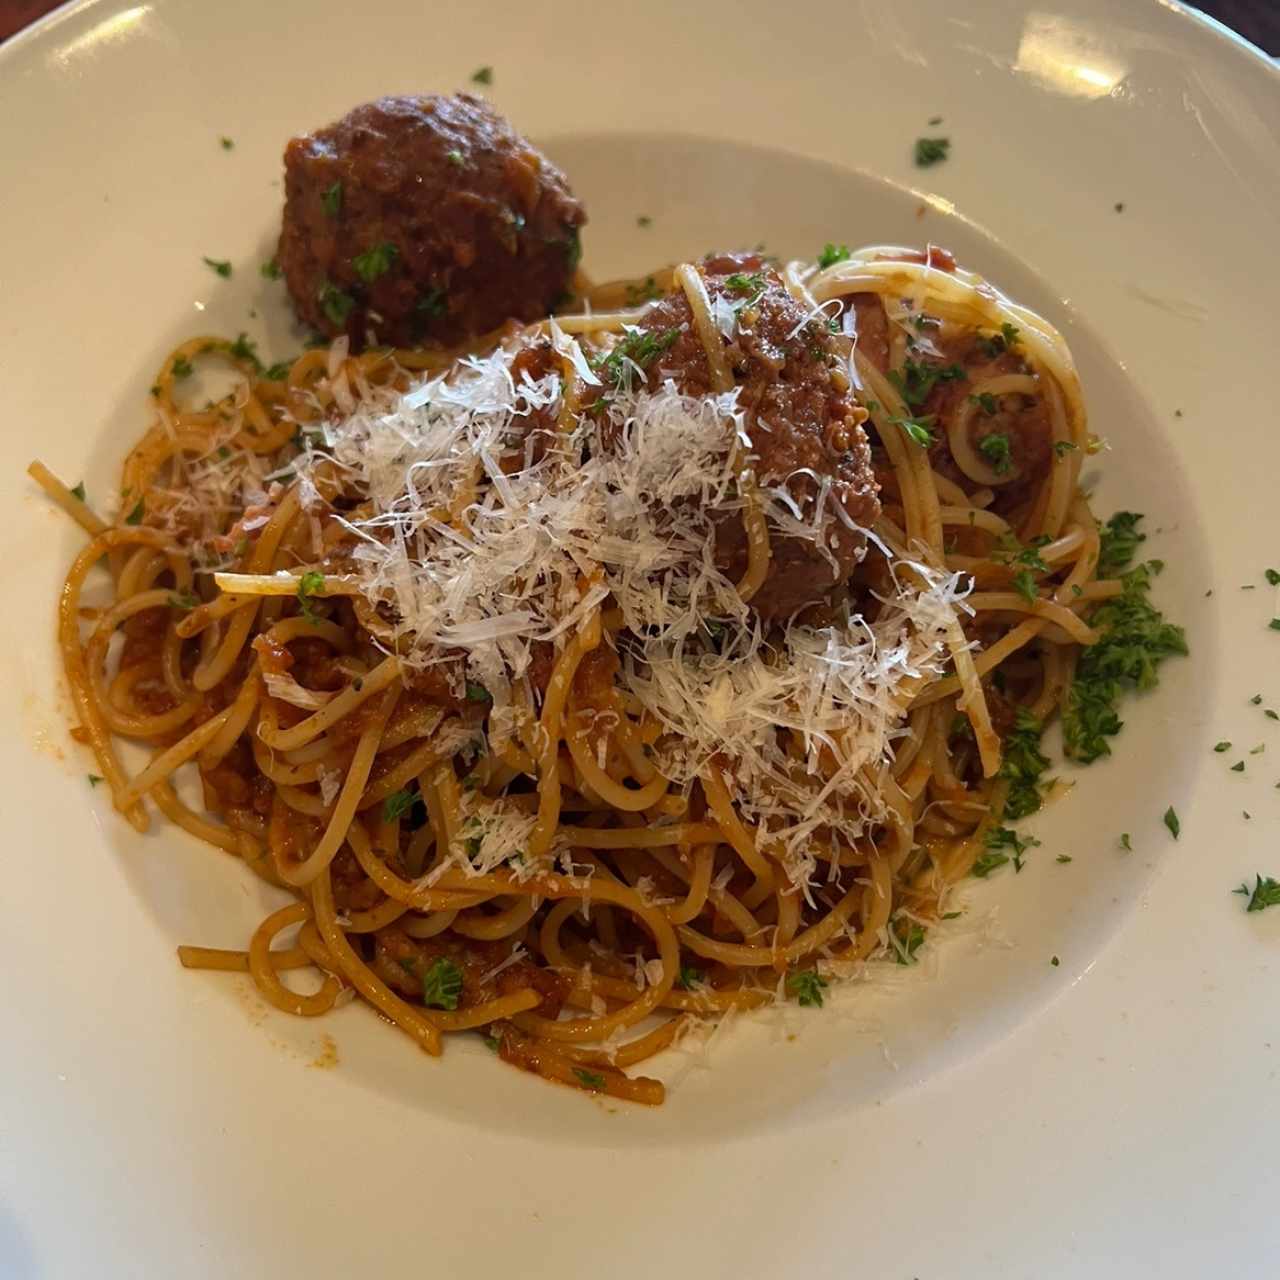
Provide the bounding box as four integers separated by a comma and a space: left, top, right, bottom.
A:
419, 957, 463, 1010
1269, 619, 1280, 632
723, 271, 765, 296
1056, 854, 1073, 864
321, 183, 342, 218
977, 431, 1013, 474
1267, 710, 1279, 721
624, 276, 662, 306
1000, 707, 1050, 820
974, 824, 1042, 877
1096, 511, 1146, 578
1265, 568, 1280, 586
296, 569, 325, 623
886, 356, 966, 407
1053, 440, 1079, 458
263, 359, 293, 381
124, 500, 144, 526
977, 322, 1021, 358
413, 287, 448, 322
890, 414, 936, 447
465, 682, 491, 703
1051, 955, 1061, 966
969, 391, 999, 415
1231, 761, 1245, 773
1119, 833, 1133, 852
786, 969, 828, 1008
1163, 807, 1180, 840
260, 258, 282, 280
382, 789, 416, 822
891, 921, 927, 965
70, 481, 86, 502
595, 327, 679, 397
676, 965, 705, 990
1012, 569, 1039, 605
222, 332, 262, 371
914, 136, 950, 167
446, 149, 464, 167
560, 228, 582, 274
171, 355, 193, 379
1214, 741, 1231, 753
1234, 875, 1280, 913
219, 136, 234, 150
317, 281, 354, 327
636, 215, 652, 228
1062, 559, 1187, 762
202, 256, 232, 278
816, 243, 851, 269
470, 65, 493, 85
573, 1067, 606, 1090
352, 241, 398, 284
87, 774, 104, 787
168, 590, 198, 611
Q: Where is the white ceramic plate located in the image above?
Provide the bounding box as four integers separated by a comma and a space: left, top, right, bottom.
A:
2, 1, 1278, 1275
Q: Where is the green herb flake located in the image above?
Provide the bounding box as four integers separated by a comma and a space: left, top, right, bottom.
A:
969, 391, 999, 416
1265, 569, 1280, 586
1214, 741, 1232, 753
914, 136, 950, 167
1269, 619, 1280, 632
1062, 557, 1187, 763
263, 359, 293, 381
892, 921, 927, 965
219, 136, 234, 150
1056, 854, 1073, 864
676, 966, 704, 990
168, 590, 198, 611
465, 682, 491, 703
1231, 761, 1246, 772
1163, 806, 1180, 840
1119, 833, 1132, 852
1051, 955, 1060, 966
171, 355, 194, 379
317, 281, 354, 327
352, 241, 398, 284
296, 569, 325, 624
446, 149, 465, 167
595, 326, 680, 398
636, 214, 652, 228
786, 969, 828, 1008
1267, 710, 1279, 721
88, 774, 104, 787
1053, 440, 1079, 458
975, 824, 1042, 877
723, 271, 765, 297
483, 1034, 500, 1052
382, 789, 416, 823
816, 243, 851, 270
260, 258, 282, 280
999, 707, 1051, 820
887, 356, 966, 407
624, 276, 662, 307
202, 256, 232, 278
573, 1067, 606, 1090
470, 66, 493, 85
1097, 511, 1146, 578
419, 957, 463, 1010
1235, 875, 1280, 912
321, 183, 342, 218
890, 414, 935, 447
125, 500, 144, 526
70, 481, 86, 502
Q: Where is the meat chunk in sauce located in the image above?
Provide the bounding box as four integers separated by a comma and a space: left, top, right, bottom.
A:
607, 252, 881, 621
279, 95, 586, 349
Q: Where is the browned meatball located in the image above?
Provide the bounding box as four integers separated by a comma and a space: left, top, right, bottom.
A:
278, 94, 586, 349
605, 253, 881, 621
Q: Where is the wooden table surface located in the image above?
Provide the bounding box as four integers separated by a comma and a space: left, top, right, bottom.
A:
2, 0, 1278, 51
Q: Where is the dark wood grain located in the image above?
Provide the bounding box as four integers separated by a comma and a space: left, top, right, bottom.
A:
2, 2, 1276, 55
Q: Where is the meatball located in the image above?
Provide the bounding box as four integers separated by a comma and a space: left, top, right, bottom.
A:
278, 94, 586, 349
609, 252, 881, 621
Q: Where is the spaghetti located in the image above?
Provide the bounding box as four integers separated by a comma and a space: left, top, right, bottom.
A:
34, 244, 1170, 1105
